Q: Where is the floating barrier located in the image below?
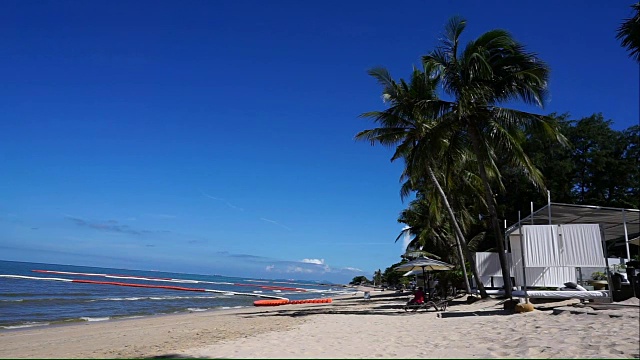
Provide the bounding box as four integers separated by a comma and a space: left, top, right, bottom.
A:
32, 270, 307, 292
253, 298, 332, 307
70, 279, 206, 292
0, 275, 288, 300
253, 299, 290, 306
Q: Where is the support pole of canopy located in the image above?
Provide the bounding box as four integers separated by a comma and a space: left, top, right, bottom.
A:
531, 202, 534, 225
421, 266, 428, 300
600, 224, 614, 303
518, 211, 528, 303
623, 209, 631, 261
504, 219, 509, 261
547, 191, 552, 225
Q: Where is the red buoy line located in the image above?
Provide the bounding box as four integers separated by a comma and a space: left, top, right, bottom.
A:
71, 279, 207, 292
0, 275, 288, 300
31, 270, 308, 292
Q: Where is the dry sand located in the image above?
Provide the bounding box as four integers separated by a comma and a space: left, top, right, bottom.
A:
1, 291, 638, 359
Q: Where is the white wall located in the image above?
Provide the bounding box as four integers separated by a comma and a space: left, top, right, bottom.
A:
473, 251, 623, 288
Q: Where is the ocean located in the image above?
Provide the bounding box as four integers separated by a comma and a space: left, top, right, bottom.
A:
0, 260, 352, 329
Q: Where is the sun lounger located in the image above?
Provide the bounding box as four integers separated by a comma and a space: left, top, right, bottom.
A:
403, 299, 449, 312
512, 290, 609, 299
475, 289, 609, 299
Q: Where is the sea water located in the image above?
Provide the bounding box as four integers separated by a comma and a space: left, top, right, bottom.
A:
0, 260, 351, 329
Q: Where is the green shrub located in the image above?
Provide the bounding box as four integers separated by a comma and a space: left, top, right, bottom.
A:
349, 276, 371, 285
591, 271, 607, 280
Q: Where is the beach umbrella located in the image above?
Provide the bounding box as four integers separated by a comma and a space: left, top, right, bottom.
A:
394, 257, 454, 298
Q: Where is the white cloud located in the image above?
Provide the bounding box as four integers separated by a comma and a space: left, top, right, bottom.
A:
301, 258, 324, 265
286, 266, 314, 273
343, 267, 363, 272
265, 265, 275, 271
259, 218, 292, 231
201, 191, 244, 211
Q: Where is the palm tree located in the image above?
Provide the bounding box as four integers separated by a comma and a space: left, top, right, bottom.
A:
421, 17, 566, 298
398, 164, 490, 296
396, 198, 458, 263
373, 269, 383, 287
356, 66, 487, 297
617, 2, 640, 62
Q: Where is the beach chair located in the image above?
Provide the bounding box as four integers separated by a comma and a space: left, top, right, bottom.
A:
403, 299, 449, 312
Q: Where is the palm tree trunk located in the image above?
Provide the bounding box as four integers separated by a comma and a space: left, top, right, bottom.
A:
426, 165, 488, 298
469, 125, 513, 298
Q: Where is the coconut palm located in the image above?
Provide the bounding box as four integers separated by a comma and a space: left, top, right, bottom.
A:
356, 66, 487, 297
617, 2, 640, 62
421, 17, 566, 297
396, 198, 457, 262
396, 194, 485, 297
399, 159, 491, 295
373, 269, 383, 286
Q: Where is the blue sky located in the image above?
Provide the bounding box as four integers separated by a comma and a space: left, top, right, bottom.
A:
1, 1, 638, 283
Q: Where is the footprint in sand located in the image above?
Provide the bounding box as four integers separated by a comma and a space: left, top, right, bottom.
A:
586, 344, 604, 351
606, 347, 626, 356
493, 350, 512, 357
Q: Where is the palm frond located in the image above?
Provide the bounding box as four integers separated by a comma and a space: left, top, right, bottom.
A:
617, 3, 640, 62
442, 16, 467, 61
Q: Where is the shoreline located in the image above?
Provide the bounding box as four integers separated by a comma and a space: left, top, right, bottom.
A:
1, 291, 637, 358
0, 304, 253, 332
0, 300, 314, 358
1, 287, 371, 332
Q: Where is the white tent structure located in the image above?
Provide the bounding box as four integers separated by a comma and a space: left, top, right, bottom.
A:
508, 223, 613, 300
472, 198, 639, 301
510, 224, 606, 286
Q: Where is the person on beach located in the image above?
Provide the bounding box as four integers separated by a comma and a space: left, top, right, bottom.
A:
406, 286, 424, 305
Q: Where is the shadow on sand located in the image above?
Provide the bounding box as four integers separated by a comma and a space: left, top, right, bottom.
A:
437, 309, 512, 318
146, 354, 197, 359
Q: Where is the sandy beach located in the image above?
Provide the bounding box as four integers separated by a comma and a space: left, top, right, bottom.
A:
0, 291, 638, 359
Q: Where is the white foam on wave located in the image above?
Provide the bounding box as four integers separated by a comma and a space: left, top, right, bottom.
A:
1, 322, 50, 329
91, 295, 220, 302
187, 308, 208, 312
302, 289, 352, 294
221, 306, 245, 309
80, 317, 110, 322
